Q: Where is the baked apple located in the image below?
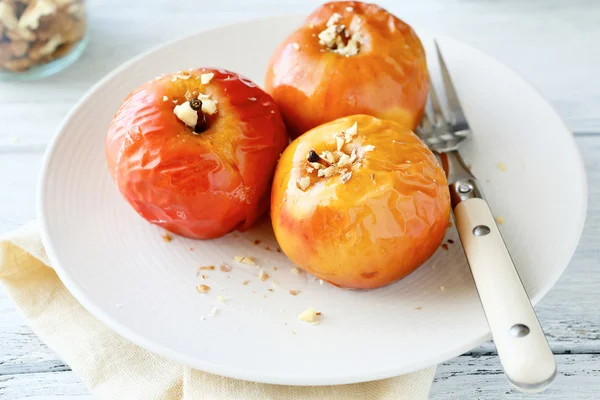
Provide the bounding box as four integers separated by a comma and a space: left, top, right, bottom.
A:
106, 68, 288, 239
271, 115, 450, 289
265, 1, 429, 138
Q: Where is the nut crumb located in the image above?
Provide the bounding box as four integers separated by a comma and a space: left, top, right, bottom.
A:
216, 295, 228, 303
298, 307, 320, 324
495, 216, 505, 225
196, 284, 211, 293
200, 72, 214, 84
208, 307, 219, 317
440, 286, 446, 291
254, 239, 261, 245
277, 248, 282, 253
271, 281, 279, 288
497, 162, 507, 171
290, 267, 301, 275
441, 243, 449, 251
447, 239, 455, 244
319, 279, 324, 285
162, 233, 173, 242
220, 263, 232, 272
242, 280, 249, 285
297, 176, 311, 190
259, 269, 269, 281
268, 289, 274, 292
265, 247, 272, 252
415, 306, 422, 310
198, 266, 215, 271
234, 256, 257, 265
290, 290, 301, 296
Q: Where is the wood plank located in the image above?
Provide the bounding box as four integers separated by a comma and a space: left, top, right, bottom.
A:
0, 370, 91, 399
432, 354, 600, 399
0, 354, 597, 399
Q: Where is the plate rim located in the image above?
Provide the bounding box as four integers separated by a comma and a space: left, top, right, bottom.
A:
37, 15, 588, 385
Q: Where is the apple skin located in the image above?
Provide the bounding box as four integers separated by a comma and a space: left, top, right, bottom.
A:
271, 115, 450, 289
106, 68, 289, 239
265, 1, 429, 139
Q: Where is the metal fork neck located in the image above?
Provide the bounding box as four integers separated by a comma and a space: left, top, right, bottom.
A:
444, 150, 485, 208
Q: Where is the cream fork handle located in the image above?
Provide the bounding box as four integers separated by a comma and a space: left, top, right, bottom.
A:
454, 196, 557, 392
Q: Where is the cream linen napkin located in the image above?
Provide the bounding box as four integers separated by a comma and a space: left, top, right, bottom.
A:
0, 222, 436, 400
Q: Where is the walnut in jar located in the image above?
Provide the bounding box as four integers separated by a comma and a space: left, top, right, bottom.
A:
0, 0, 87, 75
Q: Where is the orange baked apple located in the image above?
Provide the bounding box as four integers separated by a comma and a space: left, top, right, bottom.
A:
271, 115, 450, 289
106, 68, 288, 239
265, 1, 429, 138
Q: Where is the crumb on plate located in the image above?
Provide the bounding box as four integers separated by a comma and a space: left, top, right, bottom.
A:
196, 284, 210, 294
298, 307, 321, 324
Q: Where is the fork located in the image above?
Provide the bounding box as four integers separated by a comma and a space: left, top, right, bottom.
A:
417, 41, 557, 393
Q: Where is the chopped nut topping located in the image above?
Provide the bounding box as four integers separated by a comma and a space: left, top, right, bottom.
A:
440, 286, 446, 291
254, 240, 261, 245
198, 265, 215, 271
196, 284, 210, 293
259, 269, 269, 281
495, 216, 505, 225
317, 166, 336, 178
304, 122, 374, 184
497, 162, 507, 171
171, 72, 191, 81
234, 256, 256, 265
327, 13, 342, 26
219, 263, 232, 272
441, 243, 449, 251
173, 101, 199, 128
290, 267, 301, 275
162, 233, 173, 242
208, 307, 219, 317
200, 72, 214, 84
271, 281, 279, 288
198, 94, 218, 115
318, 13, 363, 57
297, 176, 311, 191
216, 295, 228, 303
340, 171, 352, 183
289, 290, 301, 296
292, 42, 300, 51
298, 307, 320, 324
242, 280, 249, 285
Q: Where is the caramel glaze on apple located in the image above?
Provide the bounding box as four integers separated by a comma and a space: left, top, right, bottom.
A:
265, 1, 429, 139
106, 68, 289, 239
271, 115, 450, 289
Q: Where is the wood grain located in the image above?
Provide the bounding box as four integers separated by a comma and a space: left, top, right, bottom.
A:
0, 0, 599, 398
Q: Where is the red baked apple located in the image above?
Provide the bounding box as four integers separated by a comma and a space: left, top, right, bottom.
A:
265, 1, 429, 138
271, 115, 450, 289
106, 68, 288, 239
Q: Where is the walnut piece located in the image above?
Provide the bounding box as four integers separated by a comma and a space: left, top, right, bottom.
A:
173, 101, 198, 128
298, 308, 320, 324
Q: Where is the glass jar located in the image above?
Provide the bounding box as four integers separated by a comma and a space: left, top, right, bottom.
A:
0, 0, 87, 81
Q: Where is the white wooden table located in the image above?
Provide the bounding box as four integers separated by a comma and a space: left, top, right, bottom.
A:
1, 0, 599, 398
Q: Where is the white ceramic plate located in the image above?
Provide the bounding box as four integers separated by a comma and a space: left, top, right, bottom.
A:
38, 15, 587, 385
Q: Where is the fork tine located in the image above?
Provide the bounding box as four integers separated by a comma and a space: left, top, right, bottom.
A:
428, 80, 447, 126
434, 40, 467, 129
